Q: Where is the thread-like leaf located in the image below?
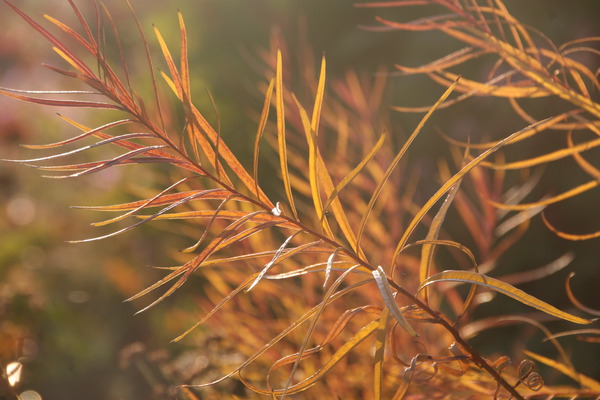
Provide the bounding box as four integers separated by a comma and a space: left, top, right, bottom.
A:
0, 87, 123, 110
542, 213, 600, 241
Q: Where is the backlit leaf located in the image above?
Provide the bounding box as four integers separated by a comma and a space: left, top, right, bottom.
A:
421, 270, 592, 324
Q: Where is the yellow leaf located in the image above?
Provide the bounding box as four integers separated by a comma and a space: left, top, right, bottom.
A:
276, 50, 298, 219
392, 118, 552, 266
490, 179, 599, 211
359, 78, 459, 248
524, 350, 600, 391
421, 270, 592, 324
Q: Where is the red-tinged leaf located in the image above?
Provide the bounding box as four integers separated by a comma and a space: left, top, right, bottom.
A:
441, 112, 572, 150
66, 0, 96, 47
77, 189, 234, 212
322, 132, 386, 220
34, 157, 186, 172
125, 263, 188, 303
149, 212, 277, 313
355, 1, 430, 7
56, 114, 198, 172
182, 194, 241, 253
41, 64, 105, 92
189, 98, 272, 207
44, 14, 95, 54
482, 137, 600, 170
210, 222, 286, 257
71, 187, 229, 242
0, 87, 124, 110
419, 181, 462, 303
45, 145, 168, 179
293, 95, 332, 235
566, 129, 600, 180
3, 133, 153, 164
94, 188, 232, 228
3, 0, 95, 77
373, 15, 459, 33
136, 209, 297, 229
124, 0, 166, 131
99, 3, 133, 97
22, 119, 133, 150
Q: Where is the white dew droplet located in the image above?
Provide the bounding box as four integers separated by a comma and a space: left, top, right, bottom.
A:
271, 202, 282, 217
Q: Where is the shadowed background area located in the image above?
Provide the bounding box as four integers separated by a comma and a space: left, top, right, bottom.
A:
1, 1, 599, 399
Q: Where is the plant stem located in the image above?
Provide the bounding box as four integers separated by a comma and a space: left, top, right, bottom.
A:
388, 280, 524, 400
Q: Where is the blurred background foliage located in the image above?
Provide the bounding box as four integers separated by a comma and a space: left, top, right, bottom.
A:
0, 1, 599, 399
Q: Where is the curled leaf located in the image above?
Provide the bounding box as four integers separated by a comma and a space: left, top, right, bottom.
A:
372, 266, 418, 337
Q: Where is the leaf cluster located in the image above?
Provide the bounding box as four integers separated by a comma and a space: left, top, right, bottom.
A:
1, 0, 599, 399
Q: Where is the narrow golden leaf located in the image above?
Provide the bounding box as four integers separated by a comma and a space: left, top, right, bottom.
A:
421, 270, 592, 324
293, 95, 334, 237
392, 118, 552, 267
322, 132, 386, 218
153, 25, 183, 98
275, 50, 298, 219
360, 79, 459, 249
178, 11, 191, 100
483, 137, 600, 170
373, 307, 390, 400
253, 78, 275, 199
490, 180, 599, 211
542, 213, 600, 241
311, 55, 326, 133
419, 181, 461, 302
524, 350, 600, 391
